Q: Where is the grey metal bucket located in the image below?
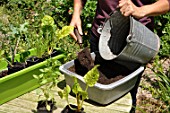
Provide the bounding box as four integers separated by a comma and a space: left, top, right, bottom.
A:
99, 9, 160, 65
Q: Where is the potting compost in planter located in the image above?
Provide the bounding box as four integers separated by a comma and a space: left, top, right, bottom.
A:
60, 51, 144, 105
60, 9, 160, 105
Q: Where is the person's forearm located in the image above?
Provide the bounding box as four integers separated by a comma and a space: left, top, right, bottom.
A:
70, 0, 87, 38
73, 0, 84, 17
140, 0, 170, 17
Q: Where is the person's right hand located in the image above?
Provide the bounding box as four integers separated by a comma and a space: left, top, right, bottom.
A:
118, 0, 145, 19
69, 15, 83, 42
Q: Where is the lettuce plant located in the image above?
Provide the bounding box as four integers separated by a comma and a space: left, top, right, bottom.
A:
33, 59, 63, 111
34, 15, 74, 58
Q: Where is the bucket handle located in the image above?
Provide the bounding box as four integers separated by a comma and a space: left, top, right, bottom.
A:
126, 34, 136, 46
126, 34, 132, 43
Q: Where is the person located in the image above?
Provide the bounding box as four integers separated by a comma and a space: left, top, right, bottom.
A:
69, 0, 170, 112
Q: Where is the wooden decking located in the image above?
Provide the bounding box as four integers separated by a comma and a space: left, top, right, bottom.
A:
0, 79, 132, 113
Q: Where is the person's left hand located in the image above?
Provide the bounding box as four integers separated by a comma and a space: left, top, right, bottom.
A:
118, 0, 145, 19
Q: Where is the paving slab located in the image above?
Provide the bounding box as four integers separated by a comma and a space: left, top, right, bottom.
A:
0, 79, 132, 113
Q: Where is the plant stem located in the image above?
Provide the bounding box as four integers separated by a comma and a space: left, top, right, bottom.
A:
79, 85, 89, 112
5, 59, 13, 67
12, 37, 20, 64
85, 85, 88, 92
77, 93, 81, 111
67, 98, 77, 111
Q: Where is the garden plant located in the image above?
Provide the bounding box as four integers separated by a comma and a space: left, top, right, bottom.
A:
58, 65, 100, 113
31, 15, 74, 112
33, 59, 62, 112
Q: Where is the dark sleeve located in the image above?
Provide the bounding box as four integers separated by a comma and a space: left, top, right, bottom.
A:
168, 0, 170, 11
82, 0, 87, 7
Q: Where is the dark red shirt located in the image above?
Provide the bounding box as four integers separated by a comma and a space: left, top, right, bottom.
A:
82, 0, 170, 37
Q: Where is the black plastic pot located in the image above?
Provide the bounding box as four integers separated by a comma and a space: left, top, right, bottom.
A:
0, 70, 8, 78
61, 104, 85, 113
26, 56, 43, 67
26, 49, 63, 67
7, 62, 26, 74
37, 100, 56, 113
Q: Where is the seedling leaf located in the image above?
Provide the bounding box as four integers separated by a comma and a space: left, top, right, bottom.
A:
72, 77, 83, 94
63, 85, 71, 98
80, 90, 88, 100
41, 15, 54, 27
46, 104, 51, 111
56, 26, 74, 39
84, 65, 100, 87
58, 91, 63, 99
33, 74, 39, 79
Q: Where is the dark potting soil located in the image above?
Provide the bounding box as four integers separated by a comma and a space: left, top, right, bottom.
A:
68, 47, 133, 85
0, 50, 60, 78
0, 70, 8, 78
0, 57, 42, 78
26, 56, 44, 67
7, 62, 26, 74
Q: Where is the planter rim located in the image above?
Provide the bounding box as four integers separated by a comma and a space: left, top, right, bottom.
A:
59, 53, 145, 90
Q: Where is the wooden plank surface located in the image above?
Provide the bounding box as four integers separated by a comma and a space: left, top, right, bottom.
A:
0, 80, 132, 113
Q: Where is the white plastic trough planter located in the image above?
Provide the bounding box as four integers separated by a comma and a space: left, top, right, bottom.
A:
59, 53, 145, 105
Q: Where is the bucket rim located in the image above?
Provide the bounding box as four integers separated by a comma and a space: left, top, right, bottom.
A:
99, 10, 132, 60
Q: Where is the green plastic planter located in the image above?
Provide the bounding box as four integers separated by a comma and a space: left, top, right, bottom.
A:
0, 49, 65, 105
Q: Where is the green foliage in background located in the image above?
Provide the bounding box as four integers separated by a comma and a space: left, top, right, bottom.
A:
154, 13, 170, 57
152, 56, 170, 112
1, 0, 168, 59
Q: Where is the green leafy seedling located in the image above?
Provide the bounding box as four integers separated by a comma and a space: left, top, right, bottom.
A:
58, 65, 100, 112
33, 59, 62, 111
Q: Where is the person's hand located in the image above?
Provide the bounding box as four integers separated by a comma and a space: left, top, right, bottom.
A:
118, 0, 145, 19
69, 15, 83, 41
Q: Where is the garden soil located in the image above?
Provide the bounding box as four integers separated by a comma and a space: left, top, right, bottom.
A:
69, 47, 134, 84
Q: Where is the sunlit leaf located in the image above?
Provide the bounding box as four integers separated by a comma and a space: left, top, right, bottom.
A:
56, 26, 74, 39
46, 104, 51, 111
80, 90, 88, 100
84, 65, 100, 87
39, 69, 45, 72
41, 79, 48, 85
41, 15, 54, 27
33, 74, 39, 79
0, 60, 8, 71
58, 91, 63, 98
60, 85, 71, 100
72, 77, 82, 94
39, 74, 44, 78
